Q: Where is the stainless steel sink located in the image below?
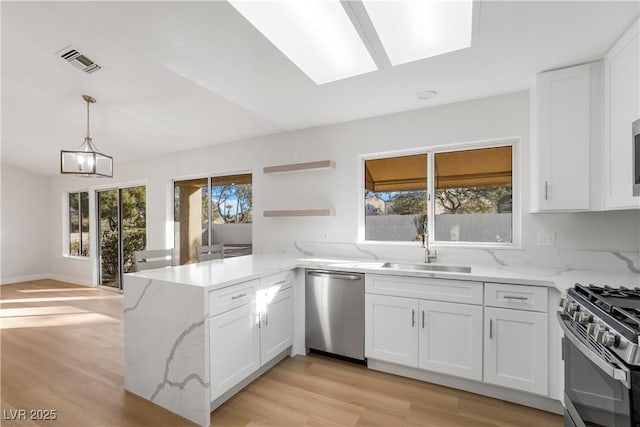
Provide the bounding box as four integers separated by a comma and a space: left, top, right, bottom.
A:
381, 262, 471, 273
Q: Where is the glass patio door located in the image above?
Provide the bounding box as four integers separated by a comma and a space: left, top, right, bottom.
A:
97, 186, 146, 289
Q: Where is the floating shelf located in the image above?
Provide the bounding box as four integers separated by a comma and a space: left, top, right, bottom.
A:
263, 209, 335, 217
263, 160, 334, 174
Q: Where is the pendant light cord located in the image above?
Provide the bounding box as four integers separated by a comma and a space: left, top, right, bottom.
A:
86, 98, 91, 138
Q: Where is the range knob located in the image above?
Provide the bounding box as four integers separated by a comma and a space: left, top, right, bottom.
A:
559, 298, 567, 308
565, 302, 580, 315
577, 312, 593, 325
587, 323, 601, 337
597, 331, 617, 347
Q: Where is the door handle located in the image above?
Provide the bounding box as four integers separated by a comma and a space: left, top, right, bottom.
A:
544, 180, 549, 200
503, 295, 528, 301
231, 292, 247, 300
412, 309, 415, 327
422, 310, 425, 329
489, 319, 493, 339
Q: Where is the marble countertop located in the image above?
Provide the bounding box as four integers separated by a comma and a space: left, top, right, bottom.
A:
125, 254, 640, 293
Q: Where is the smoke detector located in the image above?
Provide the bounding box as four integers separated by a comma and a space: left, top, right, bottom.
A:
56, 46, 101, 74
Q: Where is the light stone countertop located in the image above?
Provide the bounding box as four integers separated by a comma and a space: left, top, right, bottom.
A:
125, 254, 640, 293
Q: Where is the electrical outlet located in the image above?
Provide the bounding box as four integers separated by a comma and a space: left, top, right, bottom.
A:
321, 231, 328, 240
537, 231, 556, 247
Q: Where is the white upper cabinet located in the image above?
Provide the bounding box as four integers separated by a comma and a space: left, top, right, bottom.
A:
604, 19, 640, 209
535, 62, 601, 211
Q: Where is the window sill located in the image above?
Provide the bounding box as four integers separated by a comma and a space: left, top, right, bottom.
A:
62, 255, 91, 260
358, 240, 523, 250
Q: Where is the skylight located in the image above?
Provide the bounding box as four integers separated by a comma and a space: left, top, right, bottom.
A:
229, 1, 377, 85
362, 0, 473, 65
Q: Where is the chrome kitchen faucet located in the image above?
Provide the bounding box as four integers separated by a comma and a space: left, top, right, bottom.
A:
422, 218, 437, 263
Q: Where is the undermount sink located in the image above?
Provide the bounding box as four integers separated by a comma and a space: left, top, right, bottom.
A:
381, 262, 472, 274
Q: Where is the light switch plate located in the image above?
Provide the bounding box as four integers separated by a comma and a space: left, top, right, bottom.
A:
537, 231, 556, 247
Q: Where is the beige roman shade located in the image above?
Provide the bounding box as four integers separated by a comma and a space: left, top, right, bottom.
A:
364, 146, 512, 192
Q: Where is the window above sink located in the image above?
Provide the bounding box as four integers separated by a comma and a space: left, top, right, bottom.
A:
360, 138, 520, 248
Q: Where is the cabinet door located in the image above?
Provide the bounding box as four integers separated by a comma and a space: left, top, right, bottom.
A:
605, 20, 640, 209
210, 303, 260, 401
365, 294, 418, 367
260, 287, 292, 365
418, 300, 483, 381
484, 307, 548, 395
537, 63, 591, 210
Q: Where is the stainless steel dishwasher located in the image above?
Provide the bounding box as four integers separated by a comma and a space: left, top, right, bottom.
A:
305, 269, 365, 362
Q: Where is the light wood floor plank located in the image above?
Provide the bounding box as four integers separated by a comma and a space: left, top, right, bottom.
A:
1, 280, 563, 426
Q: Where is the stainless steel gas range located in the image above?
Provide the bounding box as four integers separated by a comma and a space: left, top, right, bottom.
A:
558, 284, 640, 427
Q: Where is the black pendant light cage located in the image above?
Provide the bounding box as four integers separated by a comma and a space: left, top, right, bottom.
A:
60, 95, 113, 177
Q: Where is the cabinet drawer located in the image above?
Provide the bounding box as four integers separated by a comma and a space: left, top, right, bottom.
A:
260, 270, 293, 291
484, 283, 548, 312
209, 279, 258, 317
366, 274, 483, 305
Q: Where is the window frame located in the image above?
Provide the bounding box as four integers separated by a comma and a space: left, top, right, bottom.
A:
359, 138, 520, 248
66, 190, 90, 258
172, 170, 253, 264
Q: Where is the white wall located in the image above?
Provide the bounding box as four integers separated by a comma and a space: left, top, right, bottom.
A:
42, 91, 640, 285
1, 163, 50, 284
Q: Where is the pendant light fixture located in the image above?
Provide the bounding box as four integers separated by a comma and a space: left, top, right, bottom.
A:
60, 95, 113, 177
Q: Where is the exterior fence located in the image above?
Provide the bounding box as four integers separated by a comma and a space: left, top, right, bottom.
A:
365, 213, 512, 243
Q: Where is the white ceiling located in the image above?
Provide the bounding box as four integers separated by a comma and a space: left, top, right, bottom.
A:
2, 1, 638, 176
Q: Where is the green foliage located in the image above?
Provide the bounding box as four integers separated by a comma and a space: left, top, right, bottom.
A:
99, 187, 146, 284
435, 185, 512, 214
390, 191, 427, 215
211, 184, 253, 223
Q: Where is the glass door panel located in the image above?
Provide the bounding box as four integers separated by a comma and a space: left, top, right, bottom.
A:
98, 189, 120, 288
97, 186, 146, 289
121, 186, 147, 275
174, 178, 209, 265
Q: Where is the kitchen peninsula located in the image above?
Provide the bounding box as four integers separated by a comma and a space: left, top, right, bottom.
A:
124, 254, 640, 426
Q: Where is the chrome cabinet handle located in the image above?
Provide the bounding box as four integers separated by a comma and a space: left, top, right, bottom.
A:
412, 309, 415, 327
422, 311, 425, 329
256, 313, 261, 328
503, 295, 528, 301
544, 181, 548, 200
489, 319, 493, 339
274, 280, 287, 285
231, 292, 247, 300
264, 312, 268, 325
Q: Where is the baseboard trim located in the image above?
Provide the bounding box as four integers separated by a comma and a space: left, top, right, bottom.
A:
0, 273, 49, 285
0, 273, 95, 287
47, 274, 95, 287
210, 347, 291, 412
368, 359, 563, 415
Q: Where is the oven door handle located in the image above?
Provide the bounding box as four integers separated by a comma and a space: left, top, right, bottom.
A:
557, 312, 631, 389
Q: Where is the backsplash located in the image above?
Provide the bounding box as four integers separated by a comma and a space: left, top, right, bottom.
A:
268, 241, 640, 275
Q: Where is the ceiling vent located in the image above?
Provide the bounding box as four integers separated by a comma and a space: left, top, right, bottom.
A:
57, 46, 101, 74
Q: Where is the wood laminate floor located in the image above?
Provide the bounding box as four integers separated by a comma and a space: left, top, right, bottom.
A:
1, 280, 562, 427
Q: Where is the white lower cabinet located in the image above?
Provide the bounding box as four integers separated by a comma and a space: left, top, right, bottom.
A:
484, 307, 548, 395
365, 294, 419, 367
365, 294, 482, 381
419, 300, 483, 381
210, 302, 261, 400
260, 287, 292, 365
209, 274, 294, 403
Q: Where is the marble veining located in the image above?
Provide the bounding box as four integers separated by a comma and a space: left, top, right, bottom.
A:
123, 278, 153, 314
354, 243, 380, 259
481, 248, 508, 266
293, 242, 313, 256
149, 318, 208, 402
612, 252, 640, 274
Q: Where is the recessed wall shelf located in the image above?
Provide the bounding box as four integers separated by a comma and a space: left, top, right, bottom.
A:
263, 209, 335, 217
263, 160, 335, 174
